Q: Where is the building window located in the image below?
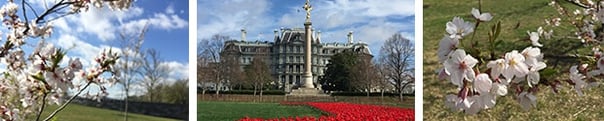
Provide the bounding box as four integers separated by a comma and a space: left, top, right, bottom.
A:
287, 46, 290, 53
296, 56, 300, 63
296, 46, 301, 53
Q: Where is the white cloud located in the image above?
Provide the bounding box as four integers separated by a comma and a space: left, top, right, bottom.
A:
159, 61, 189, 84
279, 0, 414, 57
166, 5, 175, 14
200, 0, 415, 57
56, 4, 186, 41
277, 0, 414, 29
198, 0, 273, 40
53, 34, 101, 67
72, 7, 118, 41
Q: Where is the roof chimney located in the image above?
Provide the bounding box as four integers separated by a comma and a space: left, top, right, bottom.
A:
317, 31, 321, 43
347, 31, 353, 44
241, 29, 247, 41
274, 29, 280, 42
311, 28, 315, 43
280, 27, 285, 34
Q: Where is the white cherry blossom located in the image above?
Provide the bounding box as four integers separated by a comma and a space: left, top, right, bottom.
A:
570, 65, 587, 96
521, 47, 543, 66
542, 29, 553, 40
527, 31, 542, 47
444, 49, 478, 87
474, 73, 492, 94
438, 68, 450, 80
471, 8, 493, 21
445, 94, 472, 112
502, 50, 529, 83
446, 17, 474, 40
0, 2, 18, 17
487, 59, 506, 79
437, 36, 459, 63
527, 62, 546, 87
517, 91, 537, 111
491, 82, 508, 96
467, 94, 495, 114
597, 57, 604, 73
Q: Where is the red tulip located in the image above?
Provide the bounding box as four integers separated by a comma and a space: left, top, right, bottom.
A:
240, 102, 414, 121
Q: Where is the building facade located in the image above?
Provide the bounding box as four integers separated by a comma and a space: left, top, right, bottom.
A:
221, 28, 371, 92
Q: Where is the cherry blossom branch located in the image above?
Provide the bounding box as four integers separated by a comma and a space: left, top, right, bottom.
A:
562, 0, 590, 9
43, 82, 92, 121
36, 93, 48, 121
23, 0, 75, 35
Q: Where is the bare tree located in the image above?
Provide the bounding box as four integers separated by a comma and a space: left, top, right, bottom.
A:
140, 48, 171, 102
244, 56, 272, 101
115, 23, 148, 121
221, 51, 244, 90
198, 54, 211, 97
198, 34, 228, 95
374, 63, 392, 99
380, 33, 414, 101
350, 54, 378, 96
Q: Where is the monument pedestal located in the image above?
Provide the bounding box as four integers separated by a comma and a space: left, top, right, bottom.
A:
287, 88, 329, 96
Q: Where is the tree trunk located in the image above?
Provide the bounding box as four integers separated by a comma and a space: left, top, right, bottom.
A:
201, 89, 205, 101
215, 82, 220, 95
380, 89, 384, 104
400, 83, 411, 102
253, 83, 257, 95
124, 88, 129, 121
260, 83, 264, 102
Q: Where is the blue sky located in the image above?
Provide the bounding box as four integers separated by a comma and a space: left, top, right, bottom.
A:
198, 0, 415, 57
0, 1, 189, 99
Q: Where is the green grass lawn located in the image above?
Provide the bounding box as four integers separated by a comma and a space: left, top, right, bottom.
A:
424, 0, 604, 120
34, 104, 178, 121
198, 101, 323, 121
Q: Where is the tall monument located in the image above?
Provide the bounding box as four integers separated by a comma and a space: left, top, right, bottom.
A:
302, 0, 314, 88
288, 0, 327, 96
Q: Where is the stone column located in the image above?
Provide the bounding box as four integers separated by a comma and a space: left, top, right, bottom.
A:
302, 22, 314, 88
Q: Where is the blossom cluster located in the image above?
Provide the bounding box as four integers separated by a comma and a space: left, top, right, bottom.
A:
438, 7, 549, 114
0, 0, 130, 120
547, 0, 604, 94
239, 102, 414, 121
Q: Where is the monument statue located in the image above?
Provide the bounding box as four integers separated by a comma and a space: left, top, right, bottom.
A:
303, 0, 312, 22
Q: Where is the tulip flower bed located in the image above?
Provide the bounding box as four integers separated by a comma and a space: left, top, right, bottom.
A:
239, 102, 414, 121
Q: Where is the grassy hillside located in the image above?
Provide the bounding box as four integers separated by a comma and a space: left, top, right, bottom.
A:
423, 0, 604, 120
34, 104, 178, 121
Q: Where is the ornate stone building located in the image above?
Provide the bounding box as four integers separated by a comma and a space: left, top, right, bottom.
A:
221, 28, 372, 92
220, 0, 371, 93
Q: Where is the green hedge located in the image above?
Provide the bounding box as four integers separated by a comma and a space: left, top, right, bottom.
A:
329, 92, 414, 97
198, 90, 414, 97
201, 90, 286, 95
